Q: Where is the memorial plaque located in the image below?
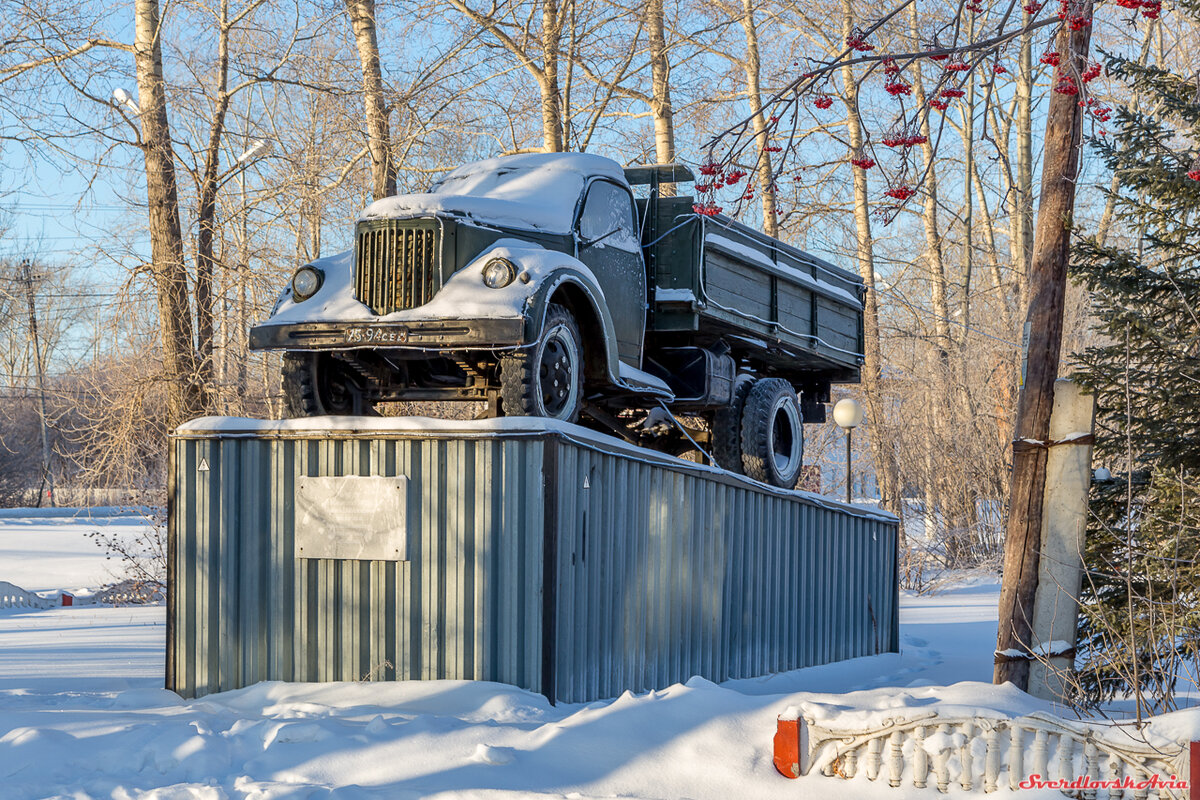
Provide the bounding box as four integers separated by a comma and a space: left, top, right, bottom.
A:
295, 476, 409, 561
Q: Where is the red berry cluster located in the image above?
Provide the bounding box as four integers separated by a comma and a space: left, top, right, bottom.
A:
885, 186, 916, 201
763, 145, 783, 153
929, 99, 950, 111
1056, 0, 1091, 29
693, 161, 760, 214
925, 39, 949, 61
1023, 0, 1043, 11
1040, 50, 1061, 67
885, 80, 913, 96
1082, 61, 1102, 83
1053, 74, 1078, 95
940, 87, 966, 99
994, 63, 1008, 74
882, 57, 900, 75
1115, 0, 1161, 14
881, 133, 928, 148
1188, 169, 1200, 181
944, 58, 971, 72
965, 0, 984, 11
693, 164, 724, 216
814, 95, 834, 109
1078, 97, 1112, 121
846, 28, 875, 51
850, 156, 876, 170
695, 164, 747, 194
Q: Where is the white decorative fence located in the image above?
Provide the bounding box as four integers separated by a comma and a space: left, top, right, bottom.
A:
775, 708, 1192, 799
0, 581, 52, 610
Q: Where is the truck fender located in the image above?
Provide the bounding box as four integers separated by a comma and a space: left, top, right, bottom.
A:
527, 269, 625, 388
477, 242, 625, 389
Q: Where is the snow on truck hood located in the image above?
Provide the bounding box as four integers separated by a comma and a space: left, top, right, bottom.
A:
359, 153, 629, 235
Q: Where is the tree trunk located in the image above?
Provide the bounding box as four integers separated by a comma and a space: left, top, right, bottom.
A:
345, 0, 395, 199
972, 160, 1012, 321
194, 0, 231, 394
646, 0, 676, 167
995, 4, 1094, 689
958, 16, 975, 351
841, 0, 898, 514
909, 7, 951, 359
539, 0, 565, 152
740, 0, 778, 237
133, 0, 206, 425
1014, 16, 1035, 314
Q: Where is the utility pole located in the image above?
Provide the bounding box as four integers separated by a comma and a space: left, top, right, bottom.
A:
238, 164, 250, 409
994, 0, 1094, 690
19, 259, 54, 508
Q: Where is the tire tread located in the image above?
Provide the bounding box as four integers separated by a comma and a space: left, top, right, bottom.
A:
740, 377, 803, 487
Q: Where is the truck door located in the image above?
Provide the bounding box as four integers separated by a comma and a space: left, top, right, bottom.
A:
575, 179, 646, 367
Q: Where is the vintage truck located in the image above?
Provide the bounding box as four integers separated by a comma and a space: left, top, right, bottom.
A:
249, 153, 865, 488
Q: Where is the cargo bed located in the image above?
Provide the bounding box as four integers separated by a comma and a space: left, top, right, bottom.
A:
637, 195, 865, 387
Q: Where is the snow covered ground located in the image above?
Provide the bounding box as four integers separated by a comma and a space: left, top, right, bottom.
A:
0, 508, 1193, 799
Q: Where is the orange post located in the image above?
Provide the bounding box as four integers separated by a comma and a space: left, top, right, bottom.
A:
1190, 741, 1198, 800
774, 717, 801, 779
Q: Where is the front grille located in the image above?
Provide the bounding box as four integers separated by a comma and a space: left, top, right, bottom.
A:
354, 219, 441, 315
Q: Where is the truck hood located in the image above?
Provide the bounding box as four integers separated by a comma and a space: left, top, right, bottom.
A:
359, 192, 578, 236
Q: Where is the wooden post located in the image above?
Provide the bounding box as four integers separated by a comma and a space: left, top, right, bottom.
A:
1189, 740, 1198, 800
994, 2, 1094, 690
773, 716, 802, 778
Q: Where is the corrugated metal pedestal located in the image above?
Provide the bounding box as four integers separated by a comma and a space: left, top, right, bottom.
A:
168, 417, 899, 703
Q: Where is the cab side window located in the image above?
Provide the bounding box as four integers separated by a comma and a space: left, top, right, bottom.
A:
578, 181, 640, 252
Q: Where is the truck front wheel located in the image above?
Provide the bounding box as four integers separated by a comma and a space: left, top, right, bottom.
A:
740, 377, 804, 488
499, 303, 583, 422
281, 352, 373, 417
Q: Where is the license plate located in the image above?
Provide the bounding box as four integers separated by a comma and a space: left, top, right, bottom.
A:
345, 327, 408, 344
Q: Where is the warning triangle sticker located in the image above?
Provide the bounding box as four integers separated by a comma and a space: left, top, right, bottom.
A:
583, 474, 590, 489
198, 458, 210, 472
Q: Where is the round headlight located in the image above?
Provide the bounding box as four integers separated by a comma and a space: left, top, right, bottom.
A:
291, 266, 323, 300
482, 258, 516, 289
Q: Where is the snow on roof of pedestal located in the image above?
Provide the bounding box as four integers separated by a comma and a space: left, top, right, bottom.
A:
175, 415, 898, 522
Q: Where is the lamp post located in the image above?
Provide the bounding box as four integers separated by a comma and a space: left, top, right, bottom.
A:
833, 398, 863, 504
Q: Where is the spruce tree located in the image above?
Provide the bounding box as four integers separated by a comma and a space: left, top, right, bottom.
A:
1070, 11, 1200, 711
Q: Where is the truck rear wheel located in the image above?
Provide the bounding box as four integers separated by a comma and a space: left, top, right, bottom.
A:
740, 377, 804, 488
281, 352, 374, 417
711, 374, 754, 474
499, 303, 583, 422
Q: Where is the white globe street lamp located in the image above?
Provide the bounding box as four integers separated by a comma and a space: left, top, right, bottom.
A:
112, 87, 140, 114
237, 139, 273, 163
833, 398, 863, 504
